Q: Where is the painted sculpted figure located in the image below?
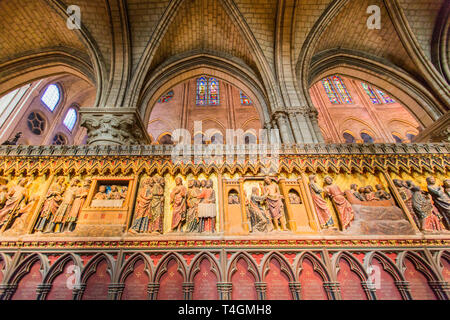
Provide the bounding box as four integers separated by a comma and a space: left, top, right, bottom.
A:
185, 180, 201, 233
260, 177, 287, 231
323, 176, 354, 230
0, 179, 29, 231
170, 177, 187, 232
197, 179, 217, 233
309, 175, 334, 229
48, 178, 80, 233
375, 184, 391, 200
64, 178, 91, 232
129, 177, 153, 234
246, 186, 273, 233
34, 177, 66, 233
393, 179, 418, 226
444, 179, 450, 198
426, 177, 450, 229
149, 177, 165, 233
349, 184, 365, 201
411, 183, 444, 232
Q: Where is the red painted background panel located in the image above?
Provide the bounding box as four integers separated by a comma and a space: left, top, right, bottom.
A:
265, 259, 292, 300
193, 259, 218, 300
299, 259, 328, 300
46, 260, 75, 300
404, 259, 436, 300
12, 261, 42, 300
231, 259, 257, 300
82, 260, 110, 300
370, 258, 402, 300
441, 257, 450, 283
122, 260, 149, 300
157, 259, 184, 300
337, 259, 367, 300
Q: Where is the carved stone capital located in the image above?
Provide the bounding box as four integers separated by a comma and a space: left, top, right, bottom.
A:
414, 112, 450, 143
80, 108, 150, 145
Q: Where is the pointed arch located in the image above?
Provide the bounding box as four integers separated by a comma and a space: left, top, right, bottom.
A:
118, 253, 153, 284
188, 252, 221, 283
295, 251, 331, 282
42, 253, 82, 285
364, 251, 404, 282
153, 252, 187, 283
332, 251, 368, 282
261, 252, 295, 282
398, 251, 440, 282
6, 253, 49, 285
226, 252, 260, 282
80, 253, 114, 284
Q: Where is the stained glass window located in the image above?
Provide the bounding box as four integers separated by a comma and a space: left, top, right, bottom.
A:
196, 77, 208, 105
331, 75, 352, 104
376, 89, 395, 104
158, 90, 174, 103
208, 78, 219, 105
343, 132, 356, 143
240, 91, 252, 105
41, 84, 61, 111
361, 83, 381, 104
63, 108, 77, 131
360, 132, 374, 143
322, 78, 340, 104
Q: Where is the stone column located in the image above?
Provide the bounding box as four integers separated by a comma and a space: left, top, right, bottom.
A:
183, 282, 195, 300
273, 111, 294, 144
295, 110, 314, 143
289, 282, 302, 300
287, 110, 304, 143
428, 281, 450, 300
79, 108, 151, 145
309, 109, 325, 143
254, 282, 267, 300
108, 283, 125, 300
217, 282, 232, 300
36, 283, 52, 300
0, 284, 17, 300
323, 282, 341, 300
73, 284, 86, 300
361, 281, 377, 300
394, 281, 412, 300
147, 283, 160, 300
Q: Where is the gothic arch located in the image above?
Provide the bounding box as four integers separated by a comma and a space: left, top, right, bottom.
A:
138, 53, 271, 126
118, 253, 153, 284
431, 1, 450, 83
397, 251, 440, 282
261, 252, 295, 282
42, 253, 82, 285
187, 252, 221, 283
153, 253, 187, 283
295, 252, 331, 282
363, 251, 404, 282
332, 251, 369, 282
80, 253, 115, 284
226, 252, 260, 282
0, 51, 95, 99
308, 49, 445, 127
5, 253, 49, 286
0, 253, 11, 283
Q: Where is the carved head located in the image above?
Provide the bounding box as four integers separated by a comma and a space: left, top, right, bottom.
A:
444, 179, 450, 188
308, 175, 317, 183
175, 177, 183, 186
264, 177, 271, 185
350, 184, 358, 191
83, 178, 92, 187
200, 180, 207, 188
375, 184, 384, 191
57, 177, 66, 184
324, 176, 333, 185
111, 185, 118, 192
71, 178, 80, 186
252, 187, 259, 195
366, 185, 374, 192
188, 180, 195, 188
194, 180, 201, 188
98, 185, 107, 193
358, 187, 366, 194
207, 179, 213, 188
426, 176, 435, 185
393, 179, 403, 188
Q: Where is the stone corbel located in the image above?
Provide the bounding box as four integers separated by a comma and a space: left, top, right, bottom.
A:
80, 108, 151, 146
